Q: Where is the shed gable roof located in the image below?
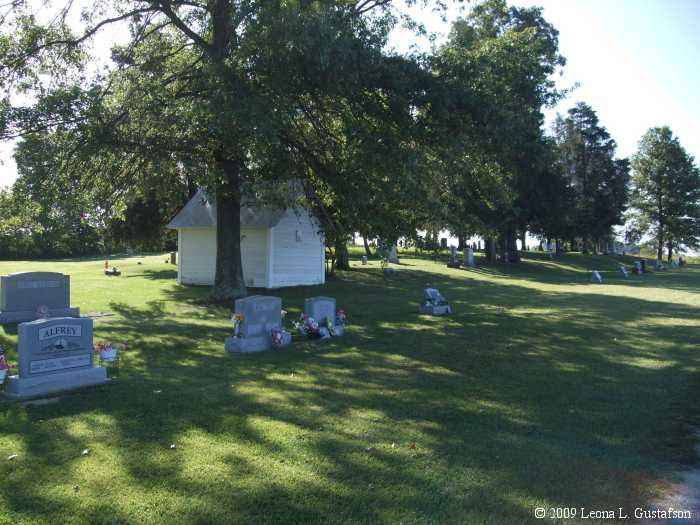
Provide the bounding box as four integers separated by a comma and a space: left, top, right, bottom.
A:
166, 189, 286, 229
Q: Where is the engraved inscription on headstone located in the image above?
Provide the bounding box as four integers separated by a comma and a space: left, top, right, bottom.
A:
3, 317, 107, 399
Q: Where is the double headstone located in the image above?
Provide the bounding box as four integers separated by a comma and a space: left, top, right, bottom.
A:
0, 272, 80, 324
3, 317, 107, 399
419, 288, 452, 316
225, 296, 284, 353
304, 296, 344, 337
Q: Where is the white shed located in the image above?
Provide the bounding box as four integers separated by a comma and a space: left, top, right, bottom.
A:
166, 190, 325, 288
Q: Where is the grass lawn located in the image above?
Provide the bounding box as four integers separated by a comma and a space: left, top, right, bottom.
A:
1, 251, 699, 524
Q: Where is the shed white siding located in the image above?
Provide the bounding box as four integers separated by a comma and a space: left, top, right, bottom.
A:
269, 209, 325, 288
178, 227, 270, 287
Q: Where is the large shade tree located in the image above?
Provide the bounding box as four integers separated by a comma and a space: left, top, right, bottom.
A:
0, 0, 447, 299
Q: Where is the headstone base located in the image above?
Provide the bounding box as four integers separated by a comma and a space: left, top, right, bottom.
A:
0, 307, 80, 324
419, 304, 452, 316
2, 366, 107, 400
225, 335, 272, 353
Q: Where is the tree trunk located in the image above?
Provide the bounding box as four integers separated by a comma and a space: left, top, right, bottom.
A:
484, 238, 496, 262
520, 231, 527, 252
212, 159, 246, 301
362, 235, 372, 257
667, 241, 673, 262
335, 237, 350, 270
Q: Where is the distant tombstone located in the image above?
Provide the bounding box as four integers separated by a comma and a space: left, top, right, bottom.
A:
0, 272, 80, 324
170, 252, 177, 265
419, 288, 452, 316
440, 238, 448, 249
3, 317, 106, 399
671, 260, 679, 269
388, 245, 400, 264
225, 296, 283, 353
464, 247, 475, 267
304, 296, 344, 337
591, 270, 603, 284
634, 261, 642, 274
619, 265, 629, 278
654, 259, 666, 271
361, 256, 368, 265
640, 260, 647, 273
447, 246, 461, 268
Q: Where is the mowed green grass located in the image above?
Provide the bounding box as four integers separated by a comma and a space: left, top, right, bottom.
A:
1, 251, 699, 524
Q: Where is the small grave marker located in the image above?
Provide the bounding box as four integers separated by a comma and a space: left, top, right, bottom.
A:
591, 270, 603, 284
419, 288, 452, 315
304, 296, 345, 337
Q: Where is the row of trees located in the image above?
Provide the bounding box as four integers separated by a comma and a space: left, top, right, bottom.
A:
1, 1, 698, 296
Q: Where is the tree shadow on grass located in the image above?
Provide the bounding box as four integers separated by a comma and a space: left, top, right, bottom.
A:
2, 260, 699, 523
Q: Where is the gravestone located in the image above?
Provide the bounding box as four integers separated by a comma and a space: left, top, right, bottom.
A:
0, 272, 80, 324
654, 259, 666, 271
225, 296, 282, 353
361, 256, 368, 265
464, 247, 475, 267
388, 245, 400, 264
170, 252, 177, 265
304, 296, 344, 337
419, 288, 452, 316
639, 260, 646, 273
447, 246, 461, 268
634, 261, 643, 274
3, 317, 106, 399
619, 265, 629, 278
591, 270, 603, 284
671, 260, 679, 269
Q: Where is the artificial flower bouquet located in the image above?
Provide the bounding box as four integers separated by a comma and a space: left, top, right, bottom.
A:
94, 341, 126, 362
231, 313, 244, 338
0, 345, 15, 384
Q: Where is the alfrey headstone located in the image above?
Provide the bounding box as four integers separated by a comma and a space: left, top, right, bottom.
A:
3, 317, 106, 399
0, 272, 80, 324
304, 296, 344, 336
591, 270, 603, 284
464, 247, 475, 267
388, 245, 400, 264
447, 246, 461, 268
419, 288, 452, 316
225, 295, 283, 353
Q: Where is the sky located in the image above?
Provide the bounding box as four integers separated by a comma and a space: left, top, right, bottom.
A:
1, 0, 699, 188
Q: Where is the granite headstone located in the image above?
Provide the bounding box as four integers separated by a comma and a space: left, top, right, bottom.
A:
3, 317, 106, 399
225, 296, 282, 353
304, 296, 344, 336
0, 272, 80, 324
